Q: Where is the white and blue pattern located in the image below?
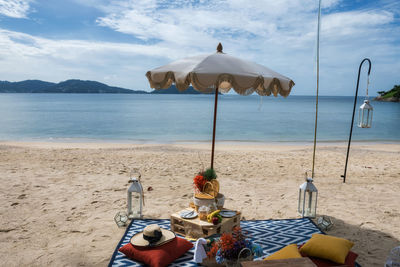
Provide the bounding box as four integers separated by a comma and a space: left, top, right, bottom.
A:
109, 218, 357, 267
109, 219, 196, 267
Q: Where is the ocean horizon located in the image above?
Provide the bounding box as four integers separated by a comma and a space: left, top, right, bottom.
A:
0, 93, 399, 143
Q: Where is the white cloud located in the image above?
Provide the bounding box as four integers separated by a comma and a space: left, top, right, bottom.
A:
94, 0, 397, 55
0, 0, 33, 18
0, 0, 399, 95
91, 0, 400, 95
322, 10, 394, 36
0, 29, 179, 89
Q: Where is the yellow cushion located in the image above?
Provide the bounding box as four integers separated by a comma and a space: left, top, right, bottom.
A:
264, 244, 302, 260
299, 234, 354, 264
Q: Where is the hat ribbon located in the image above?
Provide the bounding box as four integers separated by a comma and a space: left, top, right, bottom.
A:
143, 229, 162, 245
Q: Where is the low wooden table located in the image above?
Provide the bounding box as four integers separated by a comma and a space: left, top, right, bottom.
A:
241, 257, 317, 267
170, 208, 240, 239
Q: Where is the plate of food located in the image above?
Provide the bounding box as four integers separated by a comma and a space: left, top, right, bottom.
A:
219, 210, 236, 218
180, 210, 198, 219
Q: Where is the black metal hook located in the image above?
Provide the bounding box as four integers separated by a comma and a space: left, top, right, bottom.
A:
341, 58, 372, 183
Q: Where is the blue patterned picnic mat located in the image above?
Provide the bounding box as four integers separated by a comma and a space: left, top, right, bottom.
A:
109, 217, 341, 267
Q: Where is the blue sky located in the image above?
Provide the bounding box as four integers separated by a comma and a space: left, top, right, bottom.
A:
0, 0, 399, 96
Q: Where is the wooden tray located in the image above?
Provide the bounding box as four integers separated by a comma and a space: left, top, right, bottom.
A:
170, 208, 240, 239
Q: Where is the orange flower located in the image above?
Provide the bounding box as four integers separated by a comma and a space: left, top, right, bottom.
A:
193, 174, 206, 191
207, 242, 219, 258
220, 232, 235, 251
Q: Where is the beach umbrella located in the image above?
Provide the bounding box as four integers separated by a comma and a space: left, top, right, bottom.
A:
146, 43, 295, 169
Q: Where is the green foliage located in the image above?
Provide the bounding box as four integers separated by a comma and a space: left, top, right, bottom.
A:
379, 85, 400, 99
393, 85, 400, 98
203, 168, 217, 181
377, 91, 386, 96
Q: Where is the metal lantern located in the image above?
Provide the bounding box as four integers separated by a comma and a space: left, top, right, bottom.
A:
298, 177, 318, 218
127, 169, 144, 219
358, 99, 373, 128
114, 211, 129, 227
317, 216, 333, 231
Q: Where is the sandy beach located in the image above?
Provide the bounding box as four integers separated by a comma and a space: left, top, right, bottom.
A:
0, 141, 399, 266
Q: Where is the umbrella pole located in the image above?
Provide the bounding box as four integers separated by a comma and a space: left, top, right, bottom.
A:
211, 86, 219, 169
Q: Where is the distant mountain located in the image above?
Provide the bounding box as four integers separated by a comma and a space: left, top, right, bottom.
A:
0, 79, 147, 94
45, 80, 147, 94
151, 85, 218, 94
0, 80, 55, 93
0, 79, 218, 94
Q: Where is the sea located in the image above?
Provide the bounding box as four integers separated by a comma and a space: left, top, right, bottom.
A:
0, 94, 399, 143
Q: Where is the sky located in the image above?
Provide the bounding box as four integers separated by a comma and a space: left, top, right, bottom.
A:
0, 0, 399, 96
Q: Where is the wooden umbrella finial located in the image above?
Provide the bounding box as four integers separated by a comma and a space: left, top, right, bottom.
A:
217, 43, 223, 53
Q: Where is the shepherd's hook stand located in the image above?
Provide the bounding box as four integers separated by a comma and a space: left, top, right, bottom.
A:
341, 58, 371, 183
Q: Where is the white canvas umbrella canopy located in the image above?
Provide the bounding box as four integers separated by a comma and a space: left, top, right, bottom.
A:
146, 43, 295, 169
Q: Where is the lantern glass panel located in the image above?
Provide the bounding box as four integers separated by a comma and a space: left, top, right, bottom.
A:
129, 193, 141, 218
364, 109, 372, 128
304, 190, 317, 218
298, 189, 304, 214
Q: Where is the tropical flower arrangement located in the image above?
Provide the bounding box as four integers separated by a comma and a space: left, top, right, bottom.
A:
193, 173, 207, 192
206, 227, 263, 264
193, 168, 217, 193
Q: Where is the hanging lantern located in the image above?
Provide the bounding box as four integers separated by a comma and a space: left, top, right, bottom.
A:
358, 100, 373, 128
357, 74, 373, 128
127, 169, 144, 219
298, 177, 318, 218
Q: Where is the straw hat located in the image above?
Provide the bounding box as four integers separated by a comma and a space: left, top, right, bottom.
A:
130, 224, 176, 247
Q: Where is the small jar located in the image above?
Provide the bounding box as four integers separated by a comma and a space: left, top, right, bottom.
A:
209, 202, 217, 213
198, 206, 209, 221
